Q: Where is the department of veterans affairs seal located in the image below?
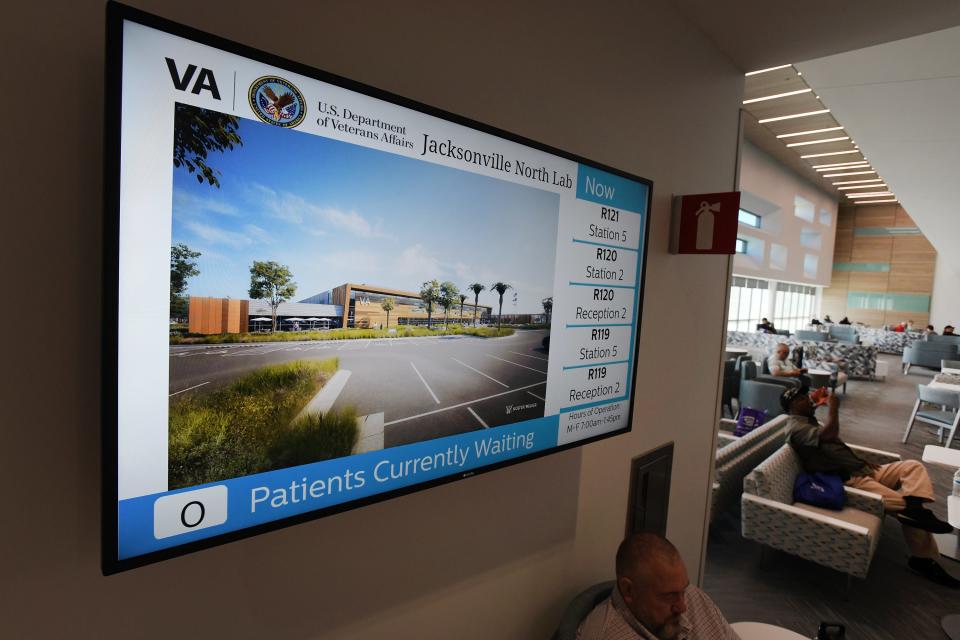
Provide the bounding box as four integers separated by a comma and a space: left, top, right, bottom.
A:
248, 76, 306, 127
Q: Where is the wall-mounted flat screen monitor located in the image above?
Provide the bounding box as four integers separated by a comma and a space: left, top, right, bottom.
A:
103, 2, 651, 573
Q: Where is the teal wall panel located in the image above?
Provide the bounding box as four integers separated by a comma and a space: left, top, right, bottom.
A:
853, 227, 921, 237
833, 262, 890, 272
847, 291, 930, 313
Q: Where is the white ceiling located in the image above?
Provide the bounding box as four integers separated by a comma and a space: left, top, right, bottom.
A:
797, 27, 960, 272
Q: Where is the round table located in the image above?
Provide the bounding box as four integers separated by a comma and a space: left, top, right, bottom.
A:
730, 621, 810, 639
807, 368, 833, 389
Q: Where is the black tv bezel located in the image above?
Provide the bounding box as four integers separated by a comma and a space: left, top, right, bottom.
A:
102, 0, 653, 575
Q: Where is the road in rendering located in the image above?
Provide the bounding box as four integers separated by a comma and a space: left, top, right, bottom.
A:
169, 330, 549, 448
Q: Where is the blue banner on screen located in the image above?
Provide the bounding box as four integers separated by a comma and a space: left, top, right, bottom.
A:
118, 417, 558, 559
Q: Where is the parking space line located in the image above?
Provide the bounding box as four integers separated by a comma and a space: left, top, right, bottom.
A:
451, 358, 509, 388
509, 351, 548, 361
169, 381, 209, 397
410, 361, 440, 404
527, 391, 545, 401
467, 407, 489, 428
485, 354, 547, 374
383, 381, 546, 426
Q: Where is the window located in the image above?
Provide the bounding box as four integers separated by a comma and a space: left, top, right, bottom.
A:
727, 277, 770, 333
735, 238, 747, 254
772, 283, 817, 333
738, 209, 761, 228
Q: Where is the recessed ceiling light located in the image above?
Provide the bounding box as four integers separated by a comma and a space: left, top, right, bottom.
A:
743, 88, 813, 105
758, 109, 830, 123
813, 161, 870, 169
745, 64, 793, 76
853, 198, 898, 204
832, 178, 884, 185
823, 170, 877, 177
847, 192, 894, 198
837, 184, 887, 190
801, 150, 860, 159
786, 136, 850, 147
776, 127, 845, 139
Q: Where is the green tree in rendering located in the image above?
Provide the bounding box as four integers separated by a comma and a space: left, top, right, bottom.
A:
420, 280, 441, 329
468, 283, 486, 327
541, 296, 553, 326
173, 103, 243, 188
491, 282, 513, 331
458, 294, 468, 325
170, 243, 201, 320
439, 281, 460, 328
249, 261, 297, 332
380, 297, 395, 329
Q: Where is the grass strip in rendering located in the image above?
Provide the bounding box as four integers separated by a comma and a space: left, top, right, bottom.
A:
170, 326, 515, 344
169, 358, 357, 488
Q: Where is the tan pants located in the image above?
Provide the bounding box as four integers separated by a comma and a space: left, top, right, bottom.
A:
846, 460, 939, 558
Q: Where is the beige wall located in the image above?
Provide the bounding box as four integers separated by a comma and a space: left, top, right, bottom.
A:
735, 141, 839, 286
2, 1, 740, 638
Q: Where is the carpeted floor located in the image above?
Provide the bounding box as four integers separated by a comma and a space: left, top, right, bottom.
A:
703, 354, 959, 639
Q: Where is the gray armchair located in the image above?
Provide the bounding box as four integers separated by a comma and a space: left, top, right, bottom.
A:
741, 443, 900, 579
738, 375, 787, 419
553, 581, 615, 640
742, 360, 798, 389
711, 415, 789, 523
828, 324, 858, 344
795, 329, 827, 342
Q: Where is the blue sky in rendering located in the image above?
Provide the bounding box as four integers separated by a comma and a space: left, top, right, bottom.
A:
171, 106, 560, 314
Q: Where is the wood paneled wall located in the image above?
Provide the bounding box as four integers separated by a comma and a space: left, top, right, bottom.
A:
822, 204, 936, 327
188, 297, 249, 334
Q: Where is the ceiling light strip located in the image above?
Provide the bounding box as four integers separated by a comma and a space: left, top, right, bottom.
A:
745, 64, 794, 76
823, 170, 877, 178
832, 178, 884, 185
813, 160, 870, 168
853, 198, 898, 204
758, 109, 830, 124
743, 88, 813, 105
776, 126, 844, 139
786, 136, 850, 147
815, 164, 870, 172
837, 184, 887, 191
848, 192, 894, 198
801, 150, 860, 159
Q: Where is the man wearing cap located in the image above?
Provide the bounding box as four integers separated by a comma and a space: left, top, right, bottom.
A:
781, 386, 958, 587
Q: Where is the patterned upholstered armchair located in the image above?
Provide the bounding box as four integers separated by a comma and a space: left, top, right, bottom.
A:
741, 443, 900, 580
710, 415, 789, 524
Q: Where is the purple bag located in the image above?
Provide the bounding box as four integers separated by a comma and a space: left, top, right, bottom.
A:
794, 472, 845, 510
734, 407, 766, 437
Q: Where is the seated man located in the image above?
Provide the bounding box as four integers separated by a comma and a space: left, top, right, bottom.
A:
767, 343, 807, 385
781, 386, 958, 588
578, 532, 738, 640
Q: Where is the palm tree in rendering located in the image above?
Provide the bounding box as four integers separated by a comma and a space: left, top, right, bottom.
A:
490, 282, 512, 331
458, 294, 467, 325
380, 297, 395, 330
420, 280, 440, 329
468, 283, 485, 327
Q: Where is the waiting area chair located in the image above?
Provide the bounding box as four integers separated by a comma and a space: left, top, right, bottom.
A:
553, 581, 615, 640
902, 383, 960, 449
741, 443, 900, 580
711, 415, 789, 523
902, 342, 959, 374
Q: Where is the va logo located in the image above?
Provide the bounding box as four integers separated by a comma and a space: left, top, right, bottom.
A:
248, 76, 306, 127
165, 58, 221, 100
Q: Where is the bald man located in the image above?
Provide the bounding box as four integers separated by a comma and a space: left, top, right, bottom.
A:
578, 533, 738, 640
